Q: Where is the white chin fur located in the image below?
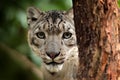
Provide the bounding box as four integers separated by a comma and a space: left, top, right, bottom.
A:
45, 64, 63, 73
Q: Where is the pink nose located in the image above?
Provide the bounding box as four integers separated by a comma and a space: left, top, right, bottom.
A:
46, 52, 60, 59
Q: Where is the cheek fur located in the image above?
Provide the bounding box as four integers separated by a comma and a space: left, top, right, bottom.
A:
63, 36, 76, 47
30, 37, 45, 48
30, 38, 39, 47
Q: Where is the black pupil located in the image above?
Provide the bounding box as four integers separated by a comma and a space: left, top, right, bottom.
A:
36, 32, 45, 39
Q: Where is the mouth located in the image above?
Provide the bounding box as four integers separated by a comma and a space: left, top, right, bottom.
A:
44, 61, 64, 73
42, 58, 65, 72
45, 61, 64, 65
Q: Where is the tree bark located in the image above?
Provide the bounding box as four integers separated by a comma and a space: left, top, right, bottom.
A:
72, 0, 120, 80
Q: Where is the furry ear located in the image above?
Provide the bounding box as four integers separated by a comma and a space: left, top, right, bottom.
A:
27, 7, 44, 28
65, 8, 73, 19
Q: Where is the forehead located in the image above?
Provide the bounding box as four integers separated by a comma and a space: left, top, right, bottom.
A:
45, 10, 63, 23
33, 10, 74, 34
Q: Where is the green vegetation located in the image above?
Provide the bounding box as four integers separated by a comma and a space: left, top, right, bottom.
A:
118, 0, 120, 7
0, 0, 72, 65
0, 0, 72, 80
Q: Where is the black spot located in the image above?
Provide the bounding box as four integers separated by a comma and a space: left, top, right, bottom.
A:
39, 27, 41, 30
31, 17, 37, 21
62, 24, 65, 30
44, 41, 46, 45
61, 41, 63, 45
58, 19, 63, 27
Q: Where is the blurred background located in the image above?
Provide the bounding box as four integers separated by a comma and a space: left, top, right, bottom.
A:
0, 0, 72, 80
0, 0, 120, 80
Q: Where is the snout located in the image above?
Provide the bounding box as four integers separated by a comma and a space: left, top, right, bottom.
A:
42, 41, 66, 73
43, 41, 66, 65
46, 41, 60, 59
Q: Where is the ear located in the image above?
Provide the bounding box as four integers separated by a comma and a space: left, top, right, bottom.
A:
65, 8, 73, 19
27, 7, 43, 27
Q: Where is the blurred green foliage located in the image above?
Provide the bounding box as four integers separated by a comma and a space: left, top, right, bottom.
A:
118, 0, 120, 7
0, 0, 72, 80
0, 46, 40, 80
0, 0, 72, 66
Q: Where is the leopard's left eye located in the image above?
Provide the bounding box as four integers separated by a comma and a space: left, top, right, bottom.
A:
62, 32, 72, 39
36, 32, 46, 39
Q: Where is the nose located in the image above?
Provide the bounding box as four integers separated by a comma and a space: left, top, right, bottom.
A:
46, 41, 60, 59
46, 52, 60, 59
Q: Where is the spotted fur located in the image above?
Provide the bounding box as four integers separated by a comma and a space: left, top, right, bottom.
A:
27, 7, 78, 80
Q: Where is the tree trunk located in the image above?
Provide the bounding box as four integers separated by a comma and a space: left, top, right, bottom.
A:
72, 0, 120, 80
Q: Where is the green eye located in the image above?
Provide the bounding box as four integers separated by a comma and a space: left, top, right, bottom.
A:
36, 32, 46, 39
62, 32, 72, 39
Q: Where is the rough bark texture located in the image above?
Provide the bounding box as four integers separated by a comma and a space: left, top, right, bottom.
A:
73, 0, 120, 80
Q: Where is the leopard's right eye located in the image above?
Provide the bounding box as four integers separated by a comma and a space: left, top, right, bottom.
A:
36, 32, 46, 39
